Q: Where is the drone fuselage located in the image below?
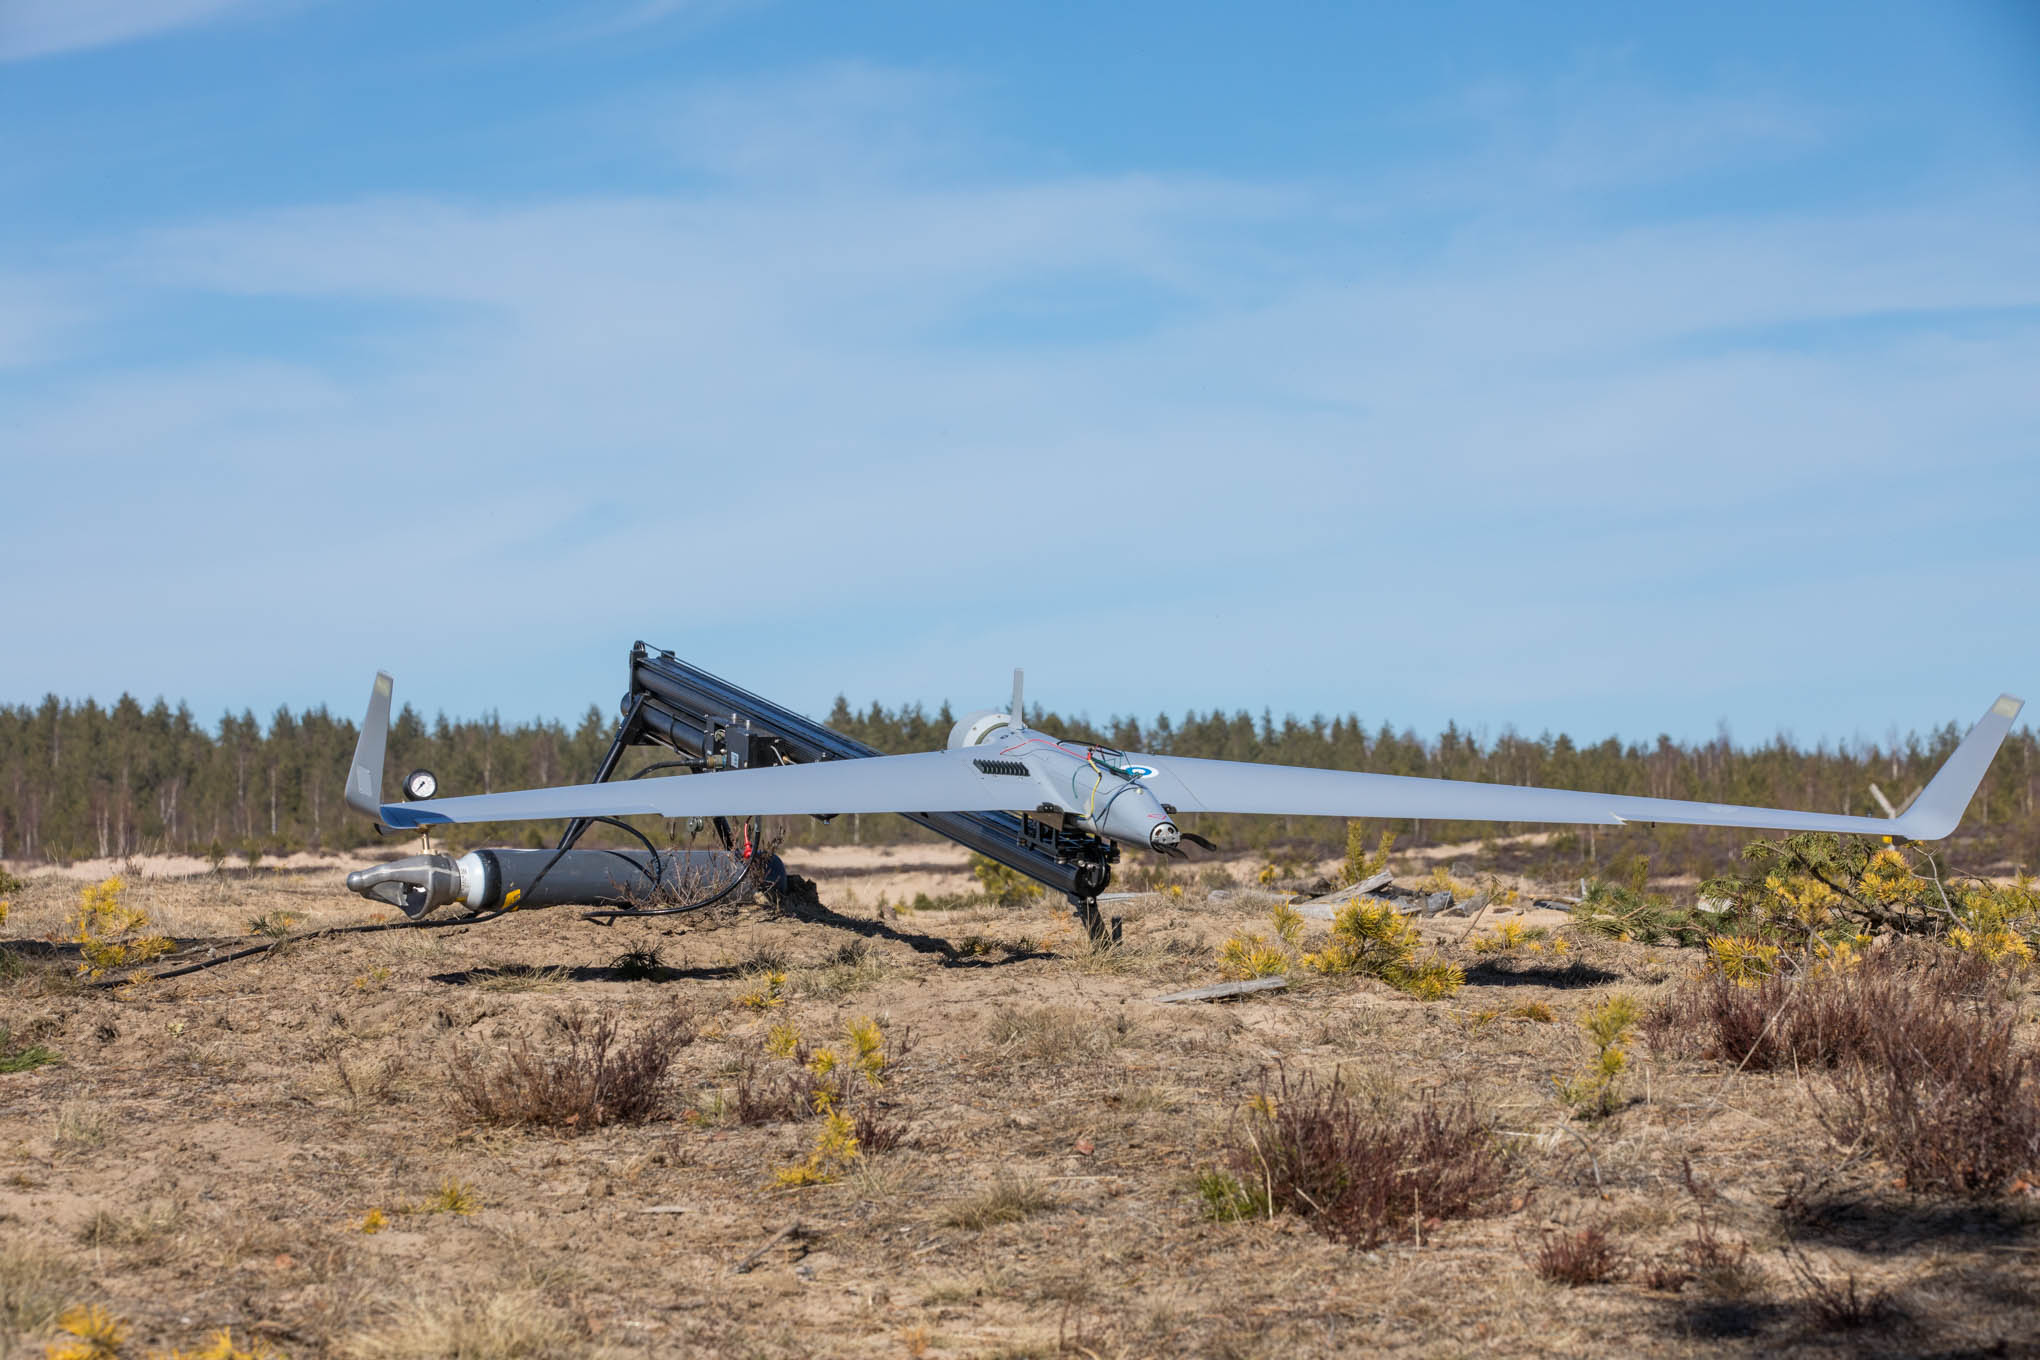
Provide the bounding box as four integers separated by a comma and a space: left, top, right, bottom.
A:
978, 726, 1181, 851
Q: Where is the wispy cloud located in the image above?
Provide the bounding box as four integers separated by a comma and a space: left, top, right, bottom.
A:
592, 0, 762, 39
0, 0, 261, 61
633, 61, 975, 185
5, 64, 2035, 739
0, 272, 93, 366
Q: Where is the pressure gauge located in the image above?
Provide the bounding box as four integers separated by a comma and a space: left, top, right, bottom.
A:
402, 768, 439, 802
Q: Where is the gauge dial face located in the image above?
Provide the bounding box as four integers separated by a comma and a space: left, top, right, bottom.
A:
403, 769, 438, 801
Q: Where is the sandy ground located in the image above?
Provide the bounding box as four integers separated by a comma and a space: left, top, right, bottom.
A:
1, 850, 2035, 1358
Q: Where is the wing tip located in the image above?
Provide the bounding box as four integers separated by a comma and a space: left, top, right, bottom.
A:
1992, 694, 2024, 720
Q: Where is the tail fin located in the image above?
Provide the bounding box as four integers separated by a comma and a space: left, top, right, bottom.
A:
344, 672, 394, 820
1894, 694, 2024, 840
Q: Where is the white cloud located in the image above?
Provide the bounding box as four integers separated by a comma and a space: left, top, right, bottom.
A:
0, 0, 259, 61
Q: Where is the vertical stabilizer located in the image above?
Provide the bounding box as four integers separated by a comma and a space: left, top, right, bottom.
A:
1011, 668, 1025, 730
345, 672, 394, 819
1893, 694, 2024, 840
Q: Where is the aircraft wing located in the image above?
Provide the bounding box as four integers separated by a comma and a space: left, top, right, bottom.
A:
347, 670, 2020, 843
1127, 694, 2023, 843
377, 748, 1022, 829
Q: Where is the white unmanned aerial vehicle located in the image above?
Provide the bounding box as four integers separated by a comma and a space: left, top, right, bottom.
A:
343, 659, 2022, 931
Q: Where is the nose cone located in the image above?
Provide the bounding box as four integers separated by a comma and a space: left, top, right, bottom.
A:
1149, 821, 1181, 851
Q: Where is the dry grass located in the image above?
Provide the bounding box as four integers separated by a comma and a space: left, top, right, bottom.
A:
339, 1288, 605, 1360
982, 1003, 1128, 1063
942, 1174, 1059, 1230
0, 1243, 69, 1340
75, 1200, 183, 1250
470, 963, 570, 993
787, 937, 898, 998
51, 1098, 109, 1151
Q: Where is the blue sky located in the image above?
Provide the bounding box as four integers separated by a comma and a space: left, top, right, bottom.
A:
3, 0, 2036, 751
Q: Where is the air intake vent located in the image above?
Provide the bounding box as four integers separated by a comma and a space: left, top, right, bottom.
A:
973, 759, 1030, 777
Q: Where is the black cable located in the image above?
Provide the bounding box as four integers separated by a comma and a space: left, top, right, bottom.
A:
84, 907, 519, 988
518, 842, 580, 904
580, 819, 763, 923
579, 856, 754, 922
589, 815, 668, 896
627, 760, 705, 780
522, 815, 671, 909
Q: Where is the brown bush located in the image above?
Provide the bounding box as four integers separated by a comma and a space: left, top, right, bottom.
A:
1818, 991, 2040, 1196
848, 1095, 910, 1152
731, 1059, 810, 1125
1646, 962, 1872, 1071
447, 1006, 695, 1131
1220, 1068, 1507, 1249
1782, 1246, 1895, 1330
1531, 1225, 1625, 1286
1650, 946, 2039, 1196
1644, 943, 1999, 1072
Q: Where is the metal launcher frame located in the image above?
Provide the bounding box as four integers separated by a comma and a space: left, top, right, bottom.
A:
557, 643, 1125, 939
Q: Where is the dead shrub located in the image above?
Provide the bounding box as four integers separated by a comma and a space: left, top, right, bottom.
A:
1817, 995, 2040, 1197
1644, 942, 1999, 1072
731, 1057, 810, 1125
1649, 944, 2040, 1196
1219, 1067, 1507, 1249
1669, 1159, 1756, 1295
1781, 1246, 1896, 1331
1641, 1257, 1694, 1292
447, 1006, 695, 1131
1530, 1225, 1626, 1286
1683, 1218, 1754, 1294
848, 1095, 910, 1153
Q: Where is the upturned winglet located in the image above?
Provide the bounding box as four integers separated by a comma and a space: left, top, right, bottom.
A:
344, 672, 394, 820
1891, 694, 2024, 841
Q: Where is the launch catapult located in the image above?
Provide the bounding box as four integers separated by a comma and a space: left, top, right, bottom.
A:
347, 643, 1138, 938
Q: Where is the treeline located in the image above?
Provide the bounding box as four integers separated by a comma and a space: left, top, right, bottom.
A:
2, 691, 2036, 879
